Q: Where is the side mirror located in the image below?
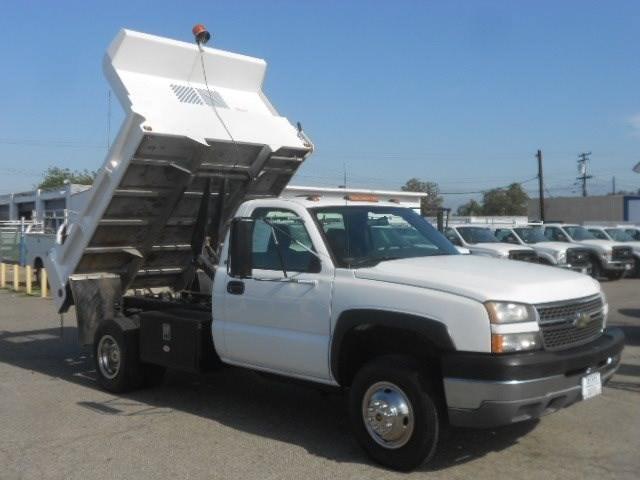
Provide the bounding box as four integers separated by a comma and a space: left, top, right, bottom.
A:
229, 218, 254, 278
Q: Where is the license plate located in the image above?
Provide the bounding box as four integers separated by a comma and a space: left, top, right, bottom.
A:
581, 372, 602, 400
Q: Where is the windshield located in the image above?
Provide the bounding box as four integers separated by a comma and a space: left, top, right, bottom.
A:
457, 227, 499, 244
564, 226, 596, 241
606, 228, 634, 242
624, 228, 640, 241
514, 227, 548, 244
312, 206, 458, 268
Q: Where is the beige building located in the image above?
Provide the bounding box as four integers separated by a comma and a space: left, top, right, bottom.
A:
528, 195, 640, 224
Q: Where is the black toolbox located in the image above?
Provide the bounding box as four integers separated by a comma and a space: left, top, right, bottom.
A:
139, 308, 220, 372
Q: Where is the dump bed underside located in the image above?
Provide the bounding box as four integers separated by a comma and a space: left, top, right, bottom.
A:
77, 135, 308, 291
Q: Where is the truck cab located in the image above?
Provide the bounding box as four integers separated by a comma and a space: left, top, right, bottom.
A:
444, 224, 538, 262
494, 226, 590, 273
43, 28, 625, 472
542, 224, 634, 280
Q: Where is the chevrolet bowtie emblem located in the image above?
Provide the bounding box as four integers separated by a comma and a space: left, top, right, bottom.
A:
574, 312, 592, 328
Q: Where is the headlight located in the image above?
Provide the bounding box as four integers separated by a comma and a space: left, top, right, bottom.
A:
600, 250, 611, 260
491, 332, 542, 353
485, 301, 541, 352
601, 293, 609, 327
555, 251, 566, 263
485, 301, 536, 323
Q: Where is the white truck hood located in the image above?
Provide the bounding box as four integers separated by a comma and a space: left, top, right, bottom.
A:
468, 243, 532, 256
574, 239, 619, 252
354, 255, 600, 304
623, 241, 640, 255
531, 241, 572, 253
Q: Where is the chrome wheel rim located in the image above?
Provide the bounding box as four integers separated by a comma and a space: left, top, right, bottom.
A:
362, 381, 414, 449
97, 335, 121, 380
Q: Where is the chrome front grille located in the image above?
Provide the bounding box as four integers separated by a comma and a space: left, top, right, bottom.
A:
535, 295, 604, 351
612, 246, 633, 261
566, 248, 590, 266
508, 250, 538, 262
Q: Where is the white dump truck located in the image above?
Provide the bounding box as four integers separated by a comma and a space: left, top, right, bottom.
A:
44, 28, 624, 471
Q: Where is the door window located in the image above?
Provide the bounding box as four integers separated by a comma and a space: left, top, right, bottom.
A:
495, 229, 519, 244
444, 228, 462, 246
588, 229, 608, 240
251, 208, 320, 273
545, 227, 568, 242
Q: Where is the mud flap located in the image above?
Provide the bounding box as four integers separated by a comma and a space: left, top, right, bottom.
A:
69, 274, 122, 345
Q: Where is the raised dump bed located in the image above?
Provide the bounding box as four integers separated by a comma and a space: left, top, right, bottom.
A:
45, 29, 312, 319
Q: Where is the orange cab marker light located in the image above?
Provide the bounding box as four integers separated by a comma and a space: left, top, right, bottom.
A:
345, 194, 379, 202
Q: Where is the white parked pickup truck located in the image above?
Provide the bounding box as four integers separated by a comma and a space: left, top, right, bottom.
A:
494, 226, 591, 273
585, 226, 640, 276
444, 225, 539, 262
44, 28, 624, 471
542, 224, 634, 280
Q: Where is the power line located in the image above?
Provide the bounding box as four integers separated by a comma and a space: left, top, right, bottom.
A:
576, 152, 593, 197
439, 176, 539, 195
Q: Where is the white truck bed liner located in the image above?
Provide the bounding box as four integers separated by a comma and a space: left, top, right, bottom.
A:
45, 29, 312, 312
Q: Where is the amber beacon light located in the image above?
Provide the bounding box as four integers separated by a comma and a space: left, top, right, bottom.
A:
192, 24, 211, 45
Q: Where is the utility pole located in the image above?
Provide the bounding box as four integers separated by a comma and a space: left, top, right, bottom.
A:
577, 152, 593, 197
536, 149, 545, 222
612, 176, 616, 195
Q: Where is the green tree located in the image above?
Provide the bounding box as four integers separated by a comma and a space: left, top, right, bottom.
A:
37, 167, 96, 189
481, 183, 529, 215
457, 199, 484, 216
401, 178, 443, 216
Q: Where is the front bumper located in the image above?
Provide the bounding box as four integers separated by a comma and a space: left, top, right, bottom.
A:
558, 263, 590, 274
442, 328, 625, 428
602, 259, 634, 271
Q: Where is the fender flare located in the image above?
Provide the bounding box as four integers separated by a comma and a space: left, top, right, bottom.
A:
330, 309, 455, 384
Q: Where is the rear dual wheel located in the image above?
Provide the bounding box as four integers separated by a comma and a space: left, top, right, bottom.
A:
94, 319, 165, 393
349, 356, 441, 471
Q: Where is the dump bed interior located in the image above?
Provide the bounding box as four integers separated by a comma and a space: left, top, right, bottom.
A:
45, 29, 312, 312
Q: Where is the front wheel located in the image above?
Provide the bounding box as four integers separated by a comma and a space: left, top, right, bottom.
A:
605, 270, 624, 281
349, 356, 441, 471
587, 258, 602, 280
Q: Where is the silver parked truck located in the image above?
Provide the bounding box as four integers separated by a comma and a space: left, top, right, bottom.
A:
44, 28, 624, 471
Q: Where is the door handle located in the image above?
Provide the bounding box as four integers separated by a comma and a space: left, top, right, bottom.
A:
227, 280, 245, 295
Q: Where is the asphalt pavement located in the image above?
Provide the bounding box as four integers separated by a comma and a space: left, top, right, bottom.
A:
0, 279, 638, 480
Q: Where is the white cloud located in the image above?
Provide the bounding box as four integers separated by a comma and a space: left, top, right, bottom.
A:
629, 113, 640, 137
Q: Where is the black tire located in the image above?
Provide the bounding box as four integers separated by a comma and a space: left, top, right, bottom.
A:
93, 319, 143, 393
349, 356, 441, 471
587, 257, 602, 280
605, 270, 624, 281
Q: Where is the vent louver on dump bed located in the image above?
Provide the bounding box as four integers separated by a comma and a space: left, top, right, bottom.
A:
45, 29, 313, 313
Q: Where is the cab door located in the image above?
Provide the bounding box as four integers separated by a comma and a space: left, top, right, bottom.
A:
219, 206, 334, 382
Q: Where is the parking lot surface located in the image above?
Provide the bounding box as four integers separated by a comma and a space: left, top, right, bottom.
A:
1, 280, 639, 480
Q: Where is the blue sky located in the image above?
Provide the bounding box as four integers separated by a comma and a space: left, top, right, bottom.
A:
1, 0, 639, 208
